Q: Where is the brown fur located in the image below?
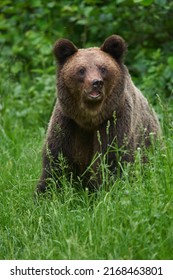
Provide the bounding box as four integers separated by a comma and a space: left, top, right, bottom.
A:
36, 35, 160, 194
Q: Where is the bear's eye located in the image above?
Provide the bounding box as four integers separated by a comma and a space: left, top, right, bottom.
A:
78, 68, 86, 76
100, 66, 107, 74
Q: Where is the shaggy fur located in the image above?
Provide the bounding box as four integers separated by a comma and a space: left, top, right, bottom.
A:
36, 35, 160, 193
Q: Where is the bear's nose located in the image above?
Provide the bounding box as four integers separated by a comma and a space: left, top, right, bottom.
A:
92, 79, 103, 89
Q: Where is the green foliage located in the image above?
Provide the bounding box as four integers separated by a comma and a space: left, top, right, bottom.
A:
0, 121, 173, 259
1, 0, 173, 112
134, 49, 173, 101
1, 0, 173, 129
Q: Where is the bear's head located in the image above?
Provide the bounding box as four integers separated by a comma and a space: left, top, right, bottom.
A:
53, 35, 127, 129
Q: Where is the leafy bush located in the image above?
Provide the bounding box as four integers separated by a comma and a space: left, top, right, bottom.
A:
1, 0, 173, 127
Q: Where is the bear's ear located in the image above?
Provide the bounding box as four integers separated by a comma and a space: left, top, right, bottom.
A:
100, 35, 127, 62
53, 39, 78, 65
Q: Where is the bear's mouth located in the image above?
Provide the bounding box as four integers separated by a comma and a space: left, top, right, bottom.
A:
87, 90, 103, 101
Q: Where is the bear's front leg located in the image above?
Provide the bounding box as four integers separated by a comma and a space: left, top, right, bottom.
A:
36, 113, 75, 195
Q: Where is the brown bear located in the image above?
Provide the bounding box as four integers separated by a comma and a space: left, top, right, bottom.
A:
36, 35, 160, 194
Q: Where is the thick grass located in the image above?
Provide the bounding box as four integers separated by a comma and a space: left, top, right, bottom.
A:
0, 73, 173, 260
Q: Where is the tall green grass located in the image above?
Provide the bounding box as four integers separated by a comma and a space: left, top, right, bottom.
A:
0, 71, 173, 260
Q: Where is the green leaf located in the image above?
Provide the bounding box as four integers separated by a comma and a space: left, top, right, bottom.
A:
133, 0, 154, 5
167, 57, 173, 70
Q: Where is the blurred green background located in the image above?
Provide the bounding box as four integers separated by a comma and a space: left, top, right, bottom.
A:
1, 0, 173, 130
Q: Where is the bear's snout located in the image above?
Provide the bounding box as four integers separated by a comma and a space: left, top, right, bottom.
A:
83, 79, 104, 103
92, 79, 104, 90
